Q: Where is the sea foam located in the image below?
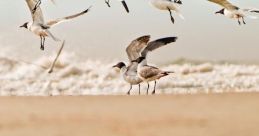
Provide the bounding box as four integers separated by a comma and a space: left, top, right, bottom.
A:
0, 53, 259, 96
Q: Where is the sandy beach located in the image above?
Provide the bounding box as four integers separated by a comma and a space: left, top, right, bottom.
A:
0, 93, 258, 136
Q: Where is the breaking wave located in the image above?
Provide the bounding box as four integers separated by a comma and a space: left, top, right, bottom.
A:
0, 53, 259, 96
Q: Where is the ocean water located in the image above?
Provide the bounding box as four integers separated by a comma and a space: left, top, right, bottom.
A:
0, 52, 259, 96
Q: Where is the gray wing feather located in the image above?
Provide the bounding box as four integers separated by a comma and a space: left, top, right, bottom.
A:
46, 6, 92, 27
141, 37, 178, 57
208, 0, 239, 10
26, 0, 45, 23
140, 66, 159, 79
126, 35, 150, 61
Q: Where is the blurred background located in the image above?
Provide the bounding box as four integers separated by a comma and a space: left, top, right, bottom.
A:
0, 0, 259, 64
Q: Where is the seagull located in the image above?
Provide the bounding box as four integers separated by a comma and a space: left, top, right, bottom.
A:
20, 0, 91, 50
113, 35, 177, 95
208, 0, 259, 25
134, 36, 178, 94
104, 0, 130, 13
149, 0, 184, 24
32, 0, 56, 14
113, 35, 150, 95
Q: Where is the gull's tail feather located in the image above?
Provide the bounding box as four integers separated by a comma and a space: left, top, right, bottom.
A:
178, 13, 185, 20
46, 30, 60, 42
243, 8, 259, 13
176, 11, 184, 20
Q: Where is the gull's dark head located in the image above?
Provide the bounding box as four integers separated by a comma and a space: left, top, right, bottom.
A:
113, 62, 126, 69
215, 9, 225, 15
20, 22, 28, 29
136, 57, 146, 64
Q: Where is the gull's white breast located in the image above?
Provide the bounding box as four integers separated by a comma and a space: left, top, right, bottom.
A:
150, 0, 178, 11
224, 9, 244, 19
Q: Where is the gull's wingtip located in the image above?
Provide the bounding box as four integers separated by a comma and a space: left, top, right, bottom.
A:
83, 5, 93, 13
121, 0, 130, 13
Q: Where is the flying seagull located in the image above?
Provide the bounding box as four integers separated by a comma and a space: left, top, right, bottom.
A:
134, 36, 178, 94
149, 0, 184, 24
113, 36, 150, 95
104, 0, 130, 13
20, 0, 92, 50
208, 0, 259, 25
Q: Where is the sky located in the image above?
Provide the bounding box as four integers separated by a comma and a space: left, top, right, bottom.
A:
0, 0, 259, 64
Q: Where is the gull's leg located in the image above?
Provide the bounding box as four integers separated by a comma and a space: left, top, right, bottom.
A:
238, 18, 241, 25
43, 37, 46, 50
127, 85, 132, 95
40, 36, 45, 50
32, 0, 41, 14
168, 8, 174, 24
40, 36, 44, 50
147, 83, 149, 95
152, 81, 157, 95
242, 17, 246, 24
105, 0, 111, 7
138, 84, 141, 95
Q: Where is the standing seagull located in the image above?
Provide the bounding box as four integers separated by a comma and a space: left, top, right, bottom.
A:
135, 36, 178, 94
113, 35, 177, 95
149, 0, 184, 24
113, 36, 150, 95
104, 0, 130, 13
208, 0, 259, 25
20, 0, 92, 50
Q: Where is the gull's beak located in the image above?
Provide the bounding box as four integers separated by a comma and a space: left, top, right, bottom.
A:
112, 64, 117, 68
20, 24, 26, 28
215, 9, 224, 14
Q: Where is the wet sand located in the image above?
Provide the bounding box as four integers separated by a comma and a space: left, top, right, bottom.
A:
0, 93, 259, 136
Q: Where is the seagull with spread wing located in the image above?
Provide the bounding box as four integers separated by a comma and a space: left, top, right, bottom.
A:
104, 0, 130, 13
113, 35, 177, 95
135, 36, 177, 95
20, 0, 92, 50
149, 0, 184, 24
113, 36, 150, 95
208, 0, 259, 25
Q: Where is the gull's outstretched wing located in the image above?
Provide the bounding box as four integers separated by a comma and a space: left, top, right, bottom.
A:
49, 40, 65, 74
32, 0, 56, 16
243, 8, 259, 13
25, 0, 45, 23
141, 37, 178, 57
46, 6, 92, 27
126, 35, 150, 61
208, 0, 239, 10
120, 0, 129, 13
